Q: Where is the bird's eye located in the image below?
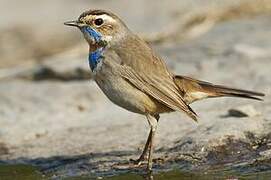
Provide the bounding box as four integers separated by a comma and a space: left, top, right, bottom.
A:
94, 18, 104, 26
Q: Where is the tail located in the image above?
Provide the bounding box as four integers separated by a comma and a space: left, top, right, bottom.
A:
174, 75, 265, 104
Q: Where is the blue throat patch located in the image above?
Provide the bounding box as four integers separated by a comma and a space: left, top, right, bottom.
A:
88, 47, 104, 71
83, 26, 105, 71
83, 26, 102, 42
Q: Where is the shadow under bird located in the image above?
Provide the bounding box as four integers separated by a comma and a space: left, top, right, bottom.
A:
64, 9, 265, 171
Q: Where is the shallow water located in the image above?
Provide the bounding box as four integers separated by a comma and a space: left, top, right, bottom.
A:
103, 171, 271, 180
1, 164, 271, 180
0, 165, 44, 180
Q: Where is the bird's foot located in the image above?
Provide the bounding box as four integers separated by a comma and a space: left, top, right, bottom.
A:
129, 156, 146, 166
113, 160, 146, 170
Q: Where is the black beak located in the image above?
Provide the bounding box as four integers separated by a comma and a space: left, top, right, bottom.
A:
64, 20, 81, 27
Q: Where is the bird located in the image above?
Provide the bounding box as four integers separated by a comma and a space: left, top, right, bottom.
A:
64, 9, 265, 171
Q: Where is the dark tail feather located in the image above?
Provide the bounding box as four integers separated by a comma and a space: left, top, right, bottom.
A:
174, 75, 265, 103
202, 83, 265, 101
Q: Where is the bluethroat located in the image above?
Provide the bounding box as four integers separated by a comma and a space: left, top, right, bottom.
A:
64, 9, 265, 171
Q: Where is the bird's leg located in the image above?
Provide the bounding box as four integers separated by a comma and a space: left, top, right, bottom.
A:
131, 115, 159, 166
146, 114, 158, 171
131, 129, 152, 165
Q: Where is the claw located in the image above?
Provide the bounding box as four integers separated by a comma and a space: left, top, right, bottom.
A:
129, 157, 146, 166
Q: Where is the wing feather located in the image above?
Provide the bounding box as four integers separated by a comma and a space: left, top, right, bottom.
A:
118, 65, 198, 121
109, 35, 198, 121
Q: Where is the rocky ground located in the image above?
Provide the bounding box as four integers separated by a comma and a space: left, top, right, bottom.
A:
0, 0, 271, 178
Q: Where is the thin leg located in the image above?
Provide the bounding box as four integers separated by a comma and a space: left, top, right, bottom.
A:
131, 115, 160, 165
131, 129, 152, 165
146, 114, 158, 171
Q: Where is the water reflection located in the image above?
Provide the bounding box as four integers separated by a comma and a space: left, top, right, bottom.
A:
105, 170, 271, 180
0, 164, 271, 179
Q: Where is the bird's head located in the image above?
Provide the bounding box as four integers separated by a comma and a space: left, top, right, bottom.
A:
64, 10, 129, 50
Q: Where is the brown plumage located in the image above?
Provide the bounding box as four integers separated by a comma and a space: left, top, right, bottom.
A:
116, 35, 198, 121
64, 9, 265, 171
174, 75, 264, 104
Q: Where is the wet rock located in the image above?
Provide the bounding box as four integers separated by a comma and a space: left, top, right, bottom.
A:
205, 136, 256, 165
260, 149, 271, 158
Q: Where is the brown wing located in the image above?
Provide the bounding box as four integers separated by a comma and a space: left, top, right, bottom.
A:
118, 65, 198, 121
114, 35, 197, 121
174, 75, 265, 104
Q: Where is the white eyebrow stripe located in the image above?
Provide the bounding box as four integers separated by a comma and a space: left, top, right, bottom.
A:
95, 14, 116, 23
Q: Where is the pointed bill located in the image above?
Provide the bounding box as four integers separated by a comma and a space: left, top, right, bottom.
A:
64, 20, 82, 27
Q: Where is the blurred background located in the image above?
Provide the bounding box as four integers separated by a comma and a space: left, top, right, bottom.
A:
0, 0, 271, 179
0, 0, 254, 69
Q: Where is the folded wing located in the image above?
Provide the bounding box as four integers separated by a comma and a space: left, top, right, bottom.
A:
118, 65, 198, 121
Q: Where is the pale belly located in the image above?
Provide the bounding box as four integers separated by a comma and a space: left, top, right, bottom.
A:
94, 69, 170, 115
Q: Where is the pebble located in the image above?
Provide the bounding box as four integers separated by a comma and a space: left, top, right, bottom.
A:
228, 105, 261, 118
